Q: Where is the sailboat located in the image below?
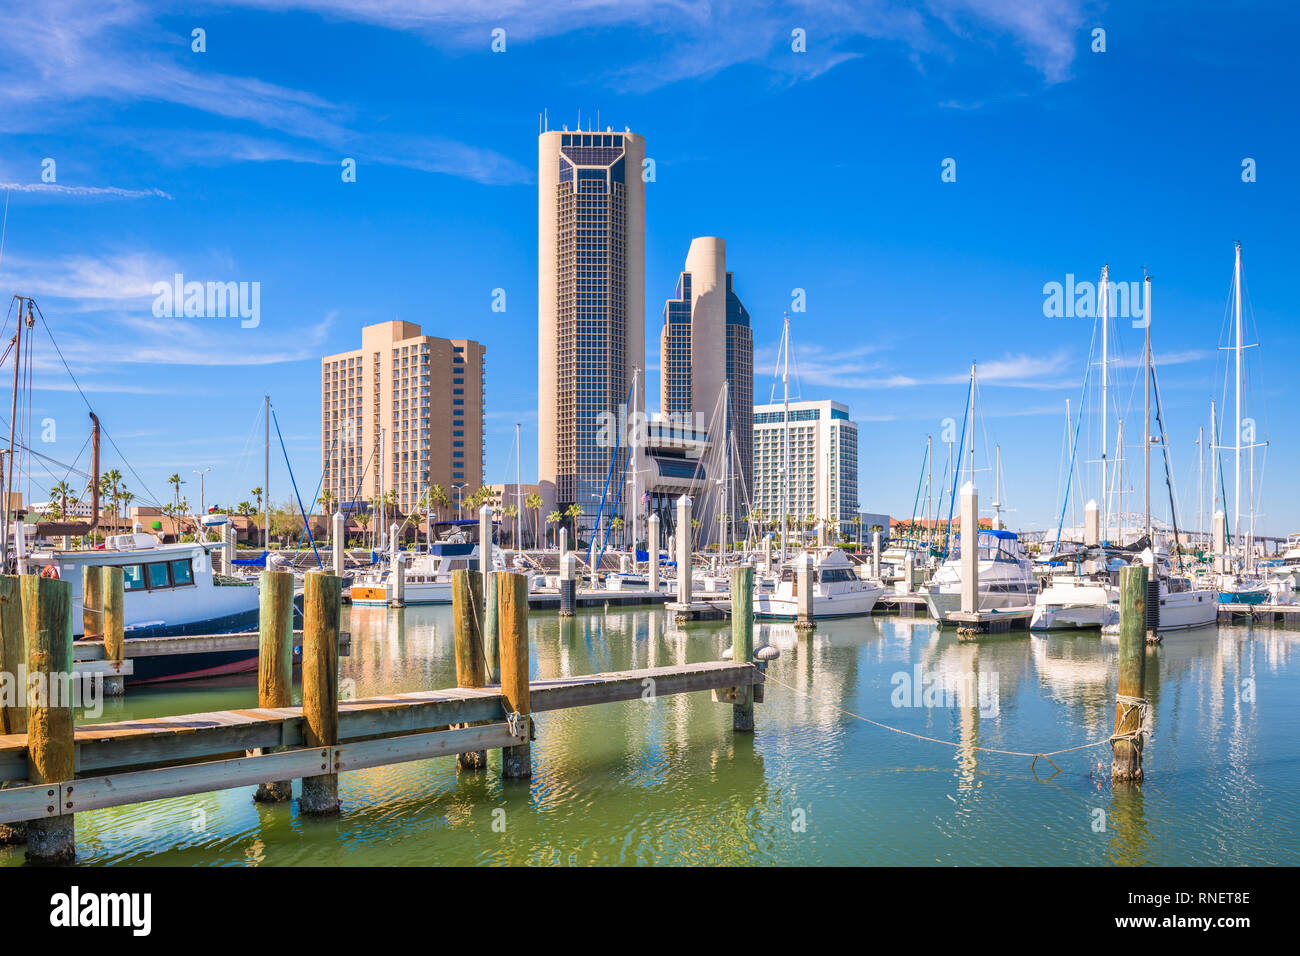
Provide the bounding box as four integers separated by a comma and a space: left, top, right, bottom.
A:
919, 362, 1037, 624
1211, 242, 1271, 605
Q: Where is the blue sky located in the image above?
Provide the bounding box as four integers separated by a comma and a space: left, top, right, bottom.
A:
0, 1, 1296, 535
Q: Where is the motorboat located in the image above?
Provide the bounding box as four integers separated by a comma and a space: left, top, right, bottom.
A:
755, 548, 885, 619
921, 529, 1037, 625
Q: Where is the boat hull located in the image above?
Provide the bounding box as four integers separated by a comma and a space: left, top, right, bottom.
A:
755, 587, 883, 619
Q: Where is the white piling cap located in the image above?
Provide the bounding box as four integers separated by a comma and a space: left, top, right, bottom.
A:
1085, 499, 1098, 512
960, 481, 977, 495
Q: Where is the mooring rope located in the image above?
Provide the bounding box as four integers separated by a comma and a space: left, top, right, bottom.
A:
763, 672, 1114, 774
1109, 694, 1150, 744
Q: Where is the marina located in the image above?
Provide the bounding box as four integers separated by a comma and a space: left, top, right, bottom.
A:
2, 585, 1296, 866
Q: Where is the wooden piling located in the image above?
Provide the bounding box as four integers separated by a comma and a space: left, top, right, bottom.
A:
731, 565, 755, 732
23, 575, 75, 864
483, 570, 500, 684
451, 569, 487, 771
498, 571, 531, 779
300, 570, 341, 814
82, 565, 103, 639
254, 570, 295, 802
0, 575, 24, 736
0, 575, 26, 846
1112, 564, 1147, 783
101, 566, 125, 697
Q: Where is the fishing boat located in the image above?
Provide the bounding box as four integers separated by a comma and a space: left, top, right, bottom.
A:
755, 547, 885, 619
30, 532, 265, 682
921, 529, 1037, 624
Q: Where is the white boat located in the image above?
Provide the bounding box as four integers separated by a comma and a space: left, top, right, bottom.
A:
30, 533, 264, 682
921, 529, 1037, 625
755, 548, 884, 619
349, 526, 504, 606
1030, 569, 1120, 630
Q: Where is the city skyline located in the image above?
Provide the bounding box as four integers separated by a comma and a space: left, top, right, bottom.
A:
0, 3, 1295, 535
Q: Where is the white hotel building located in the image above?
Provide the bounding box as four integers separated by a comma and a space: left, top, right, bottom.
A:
752, 399, 859, 534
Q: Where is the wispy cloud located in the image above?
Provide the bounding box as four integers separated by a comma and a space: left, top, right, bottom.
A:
0, 1, 530, 185
0, 182, 172, 200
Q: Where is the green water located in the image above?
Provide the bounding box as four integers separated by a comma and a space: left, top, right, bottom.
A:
4, 606, 1298, 865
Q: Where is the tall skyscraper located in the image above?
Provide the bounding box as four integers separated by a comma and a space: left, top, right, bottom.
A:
537, 127, 645, 530
659, 237, 752, 535
321, 320, 485, 513
752, 399, 859, 533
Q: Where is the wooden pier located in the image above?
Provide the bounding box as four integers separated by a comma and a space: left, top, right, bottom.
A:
528, 589, 671, 611
0, 568, 764, 862
1218, 602, 1300, 625
948, 606, 1035, 638
874, 593, 928, 616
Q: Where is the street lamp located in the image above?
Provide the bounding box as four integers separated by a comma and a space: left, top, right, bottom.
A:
453, 483, 467, 520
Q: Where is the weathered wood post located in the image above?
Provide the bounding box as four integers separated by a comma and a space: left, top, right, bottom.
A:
675, 495, 692, 605
0, 575, 25, 736
300, 570, 341, 814
498, 571, 531, 779
451, 568, 487, 771
484, 567, 500, 683
23, 574, 75, 864
731, 565, 755, 732
647, 513, 660, 593
254, 569, 295, 802
1112, 564, 1148, 783
101, 566, 125, 697
795, 552, 815, 631
82, 565, 102, 638
0, 575, 26, 846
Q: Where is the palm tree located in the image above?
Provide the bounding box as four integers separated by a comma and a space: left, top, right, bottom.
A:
429, 483, 447, 522
236, 500, 254, 516
610, 515, 624, 548
318, 489, 336, 515
48, 480, 74, 520
119, 489, 135, 526
526, 492, 543, 548
167, 473, 184, 512
503, 503, 519, 548
564, 503, 582, 543
546, 510, 562, 549
251, 486, 264, 513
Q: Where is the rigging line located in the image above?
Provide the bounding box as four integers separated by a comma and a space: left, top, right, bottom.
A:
271, 408, 322, 568
0, 189, 9, 276
942, 373, 972, 562
1053, 331, 1097, 555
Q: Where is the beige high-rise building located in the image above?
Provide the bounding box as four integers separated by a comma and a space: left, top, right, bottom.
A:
537, 126, 645, 529
657, 237, 753, 543
321, 320, 485, 513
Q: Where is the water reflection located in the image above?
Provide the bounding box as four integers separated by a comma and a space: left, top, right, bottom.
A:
2, 607, 1297, 866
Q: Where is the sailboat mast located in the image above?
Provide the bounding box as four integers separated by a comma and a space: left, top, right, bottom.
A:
515, 421, 523, 551
1100, 264, 1110, 544
1144, 275, 1153, 546
3, 298, 24, 561
781, 312, 790, 560
966, 362, 976, 483
1233, 241, 1243, 557
263, 394, 270, 548
925, 435, 932, 545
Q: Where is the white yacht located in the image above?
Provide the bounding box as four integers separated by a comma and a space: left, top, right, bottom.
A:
755, 548, 885, 619
921, 529, 1037, 625
1031, 570, 1120, 631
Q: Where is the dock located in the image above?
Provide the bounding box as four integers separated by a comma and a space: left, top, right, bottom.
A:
948, 606, 1035, 637
528, 589, 671, 610
875, 593, 928, 616
1218, 603, 1300, 625
0, 567, 768, 861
